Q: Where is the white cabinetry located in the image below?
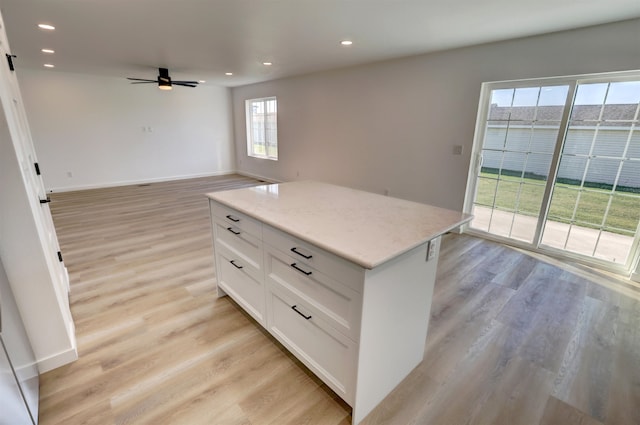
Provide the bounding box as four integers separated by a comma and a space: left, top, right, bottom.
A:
264, 225, 363, 403
210, 202, 265, 325
209, 197, 447, 424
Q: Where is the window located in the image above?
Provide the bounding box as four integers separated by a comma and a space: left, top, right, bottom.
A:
246, 97, 278, 160
465, 71, 640, 276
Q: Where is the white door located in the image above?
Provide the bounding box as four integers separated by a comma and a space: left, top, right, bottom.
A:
0, 21, 70, 302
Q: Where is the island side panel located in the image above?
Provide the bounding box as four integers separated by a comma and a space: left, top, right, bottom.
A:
352, 237, 440, 424
209, 200, 227, 298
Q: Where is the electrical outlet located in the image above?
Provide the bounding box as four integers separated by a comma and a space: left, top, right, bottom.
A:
426, 238, 438, 261
67, 171, 73, 178
453, 145, 464, 155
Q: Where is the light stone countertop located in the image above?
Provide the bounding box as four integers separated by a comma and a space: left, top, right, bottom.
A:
206, 181, 472, 269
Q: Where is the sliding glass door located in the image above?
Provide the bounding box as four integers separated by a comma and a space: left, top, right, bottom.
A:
467, 72, 640, 274
470, 84, 569, 243
541, 81, 640, 266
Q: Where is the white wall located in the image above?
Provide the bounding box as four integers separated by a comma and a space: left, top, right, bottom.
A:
18, 70, 235, 191
232, 19, 640, 211
0, 256, 39, 384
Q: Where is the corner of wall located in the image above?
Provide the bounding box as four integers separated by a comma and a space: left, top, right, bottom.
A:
236, 170, 283, 184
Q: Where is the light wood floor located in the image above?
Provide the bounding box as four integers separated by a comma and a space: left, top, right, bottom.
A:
40, 174, 640, 425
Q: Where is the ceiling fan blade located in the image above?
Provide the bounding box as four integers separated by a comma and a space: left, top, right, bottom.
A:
128, 70, 199, 88
127, 77, 156, 82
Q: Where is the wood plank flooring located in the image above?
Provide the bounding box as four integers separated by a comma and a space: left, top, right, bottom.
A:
39, 174, 640, 425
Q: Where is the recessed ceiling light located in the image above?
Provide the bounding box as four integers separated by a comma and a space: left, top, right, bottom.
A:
38, 24, 55, 30
41, 48, 55, 54
340, 40, 353, 46
225, 72, 233, 76
263, 62, 272, 66
43, 64, 55, 68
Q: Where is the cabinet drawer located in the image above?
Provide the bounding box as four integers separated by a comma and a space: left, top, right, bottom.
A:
216, 242, 262, 284
210, 201, 262, 237
217, 245, 265, 325
213, 218, 262, 270
263, 225, 364, 293
266, 283, 356, 405
265, 247, 361, 341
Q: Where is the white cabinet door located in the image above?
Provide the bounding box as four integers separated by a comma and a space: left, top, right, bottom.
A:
266, 280, 356, 405
215, 244, 266, 325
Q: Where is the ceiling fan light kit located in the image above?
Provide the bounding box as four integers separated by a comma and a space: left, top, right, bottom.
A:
127, 67, 199, 90
158, 79, 172, 90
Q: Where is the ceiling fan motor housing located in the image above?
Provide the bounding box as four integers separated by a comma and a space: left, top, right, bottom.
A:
158, 67, 172, 89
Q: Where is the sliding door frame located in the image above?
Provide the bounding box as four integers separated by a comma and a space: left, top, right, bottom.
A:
533, 82, 577, 246
463, 70, 640, 279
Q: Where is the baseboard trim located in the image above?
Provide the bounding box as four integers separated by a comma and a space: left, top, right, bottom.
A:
48, 170, 237, 193
632, 271, 640, 283
37, 345, 78, 373
236, 170, 283, 184
14, 361, 40, 381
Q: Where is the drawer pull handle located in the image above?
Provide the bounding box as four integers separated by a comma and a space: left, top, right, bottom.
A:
291, 263, 312, 276
227, 227, 241, 235
226, 214, 240, 222
291, 247, 313, 259
230, 260, 243, 269
292, 305, 312, 320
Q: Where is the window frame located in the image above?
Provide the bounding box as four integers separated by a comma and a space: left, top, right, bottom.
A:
463, 70, 640, 278
245, 96, 278, 161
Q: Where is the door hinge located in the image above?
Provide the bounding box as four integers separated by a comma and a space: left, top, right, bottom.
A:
57, 251, 63, 262
6, 54, 16, 71
34, 162, 41, 175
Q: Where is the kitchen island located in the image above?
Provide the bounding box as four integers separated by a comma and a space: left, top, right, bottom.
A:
207, 181, 472, 424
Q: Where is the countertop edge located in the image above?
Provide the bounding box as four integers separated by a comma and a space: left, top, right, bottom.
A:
206, 192, 472, 270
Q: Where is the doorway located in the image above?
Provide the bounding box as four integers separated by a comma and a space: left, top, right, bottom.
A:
465, 72, 640, 276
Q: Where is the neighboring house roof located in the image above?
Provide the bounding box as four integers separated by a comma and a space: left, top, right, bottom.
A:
488, 104, 638, 126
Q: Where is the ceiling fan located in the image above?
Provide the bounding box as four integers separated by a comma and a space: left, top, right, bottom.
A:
127, 68, 198, 90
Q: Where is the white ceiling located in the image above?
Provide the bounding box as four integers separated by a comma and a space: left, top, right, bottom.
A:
1, 0, 639, 88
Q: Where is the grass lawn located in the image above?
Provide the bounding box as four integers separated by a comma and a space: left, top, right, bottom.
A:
475, 172, 640, 234
251, 144, 278, 158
